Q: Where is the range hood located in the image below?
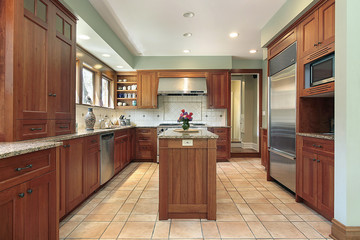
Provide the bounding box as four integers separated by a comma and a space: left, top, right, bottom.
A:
157, 77, 207, 95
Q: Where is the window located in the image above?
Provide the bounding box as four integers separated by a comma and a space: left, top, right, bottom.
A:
101, 76, 110, 108
82, 67, 94, 105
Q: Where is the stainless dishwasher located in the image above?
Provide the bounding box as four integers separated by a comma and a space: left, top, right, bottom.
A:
100, 133, 114, 185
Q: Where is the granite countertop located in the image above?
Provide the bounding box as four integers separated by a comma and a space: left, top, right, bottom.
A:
158, 128, 219, 139
0, 141, 63, 159
297, 132, 334, 140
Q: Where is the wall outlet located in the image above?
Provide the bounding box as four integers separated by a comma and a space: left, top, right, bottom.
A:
182, 139, 193, 146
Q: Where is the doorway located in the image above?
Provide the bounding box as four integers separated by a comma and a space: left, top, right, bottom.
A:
230, 70, 262, 157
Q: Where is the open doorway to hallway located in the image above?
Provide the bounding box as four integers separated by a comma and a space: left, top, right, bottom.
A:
230, 73, 259, 155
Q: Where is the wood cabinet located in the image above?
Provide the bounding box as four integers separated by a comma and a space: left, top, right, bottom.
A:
0, 148, 58, 240
207, 127, 230, 161
0, 0, 76, 141
268, 29, 297, 60
114, 130, 129, 173
137, 71, 158, 109
135, 128, 157, 162
298, 0, 335, 58
260, 128, 268, 168
297, 136, 334, 220
84, 135, 100, 196
207, 71, 229, 109
116, 72, 138, 109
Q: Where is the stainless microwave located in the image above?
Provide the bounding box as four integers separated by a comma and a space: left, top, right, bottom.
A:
305, 52, 335, 88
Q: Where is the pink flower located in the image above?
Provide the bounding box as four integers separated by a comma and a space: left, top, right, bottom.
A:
189, 112, 193, 116
181, 109, 185, 113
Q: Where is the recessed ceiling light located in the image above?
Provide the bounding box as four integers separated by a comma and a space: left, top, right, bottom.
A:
249, 49, 257, 54
183, 49, 191, 53
183, 32, 192, 37
76, 52, 84, 57
183, 12, 195, 18
229, 32, 239, 38
116, 65, 124, 69
102, 54, 111, 57
78, 34, 90, 40
93, 64, 102, 69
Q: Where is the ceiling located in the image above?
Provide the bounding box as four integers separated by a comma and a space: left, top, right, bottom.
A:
89, 0, 286, 60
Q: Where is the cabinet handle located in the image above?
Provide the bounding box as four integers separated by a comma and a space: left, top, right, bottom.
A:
48, 93, 53, 96
91, 140, 97, 143
59, 126, 68, 129
15, 164, 33, 172
30, 128, 42, 131
27, 189, 33, 194
318, 41, 322, 45
312, 158, 317, 162
18, 193, 25, 198
314, 43, 318, 47
312, 144, 323, 148
52, 93, 56, 97
63, 144, 70, 148
317, 160, 320, 163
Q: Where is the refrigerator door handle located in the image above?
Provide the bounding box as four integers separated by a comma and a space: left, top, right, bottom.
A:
269, 148, 296, 160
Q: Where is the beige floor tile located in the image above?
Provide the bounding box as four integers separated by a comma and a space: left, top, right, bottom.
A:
100, 222, 125, 239
243, 214, 259, 221
140, 190, 158, 198
217, 203, 240, 214
273, 203, 296, 215
216, 214, 244, 221
308, 221, 332, 238
91, 203, 123, 215
257, 214, 288, 222
118, 222, 155, 238
217, 221, 254, 238
169, 222, 203, 238
248, 203, 282, 215
84, 214, 115, 222
236, 203, 254, 214
127, 214, 157, 222
117, 203, 136, 214
299, 214, 327, 221
76, 202, 99, 215
286, 203, 317, 215
68, 214, 87, 222
152, 221, 170, 238
68, 222, 110, 238
132, 202, 158, 214
113, 214, 129, 222
263, 222, 306, 238
285, 214, 304, 221
247, 221, 272, 238
59, 221, 81, 238
293, 221, 324, 238
201, 222, 220, 238
106, 190, 132, 199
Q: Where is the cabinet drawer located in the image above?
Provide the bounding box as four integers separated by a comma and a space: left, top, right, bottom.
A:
55, 120, 72, 135
115, 129, 128, 138
0, 149, 56, 191
86, 135, 100, 148
303, 137, 334, 153
17, 120, 49, 140
136, 145, 153, 159
214, 128, 227, 134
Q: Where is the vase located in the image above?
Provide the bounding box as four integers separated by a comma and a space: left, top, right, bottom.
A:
182, 120, 190, 131
85, 108, 96, 130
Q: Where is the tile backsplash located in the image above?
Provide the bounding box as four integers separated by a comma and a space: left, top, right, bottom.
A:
76, 96, 227, 130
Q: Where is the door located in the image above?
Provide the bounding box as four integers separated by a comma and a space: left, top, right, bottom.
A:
207, 72, 228, 109
66, 138, 86, 212
17, 0, 50, 120
0, 184, 24, 240
85, 146, 100, 196
298, 11, 319, 57
317, 152, 334, 218
300, 150, 318, 206
24, 171, 57, 240
318, 0, 335, 48
138, 72, 158, 108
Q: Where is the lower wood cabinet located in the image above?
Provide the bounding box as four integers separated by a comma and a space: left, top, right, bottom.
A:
85, 136, 100, 196
207, 127, 230, 161
260, 128, 268, 168
115, 130, 130, 174
297, 136, 334, 220
135, 128, 157, 162
0, 148, 58, 240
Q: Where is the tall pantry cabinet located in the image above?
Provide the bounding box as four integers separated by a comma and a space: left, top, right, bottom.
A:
0, 0, 77, 142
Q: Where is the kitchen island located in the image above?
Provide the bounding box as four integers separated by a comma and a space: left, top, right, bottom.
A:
158, 129, 218, 220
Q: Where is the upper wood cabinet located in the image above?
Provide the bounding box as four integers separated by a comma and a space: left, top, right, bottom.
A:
298, 0, 335, 58
207, 71, 229, 109
0, 0, 76, 141
268, 29, 297, 60
137, 71, 158, 109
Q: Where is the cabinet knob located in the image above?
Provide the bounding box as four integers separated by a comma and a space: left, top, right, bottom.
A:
317, 160, 320, 163
27, 189, 33, 194
18, 193, 25, 198
318, 41, 322, 45
52, 93, 57, 97
48, 93, 53, 96
314, 43, 318, 47
312, 158, 316, 162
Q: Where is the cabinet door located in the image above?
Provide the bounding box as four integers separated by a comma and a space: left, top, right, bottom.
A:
138, 72, 158, 108
300, 150, 318, 206
207, 72, 229, 109
318, 0, 335, 48
0, 183, 24, 240
114, 137, 122, 173
85, 146, 100, 196
317, 152, 334, 219
49, 8, 76, 120
16, 0, 51, 120
65, 138, 86, 212
298, 11, 319, 58
59, 143, 67, 219
24, 171, 57, 240
130, 128, 136, 160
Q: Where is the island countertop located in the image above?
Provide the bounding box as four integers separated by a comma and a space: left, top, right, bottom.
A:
158, 128, 219, 139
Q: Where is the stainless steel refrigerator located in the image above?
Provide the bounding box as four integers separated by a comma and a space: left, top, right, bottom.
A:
268, 43, 297, 192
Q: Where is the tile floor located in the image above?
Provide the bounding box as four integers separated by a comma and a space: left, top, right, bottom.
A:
59, 158, 333, 239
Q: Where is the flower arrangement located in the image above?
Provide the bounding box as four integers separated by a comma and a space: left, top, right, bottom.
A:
177, 109, 193, 130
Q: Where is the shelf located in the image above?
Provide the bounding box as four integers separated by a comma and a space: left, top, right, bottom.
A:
116, 82, 137, 85
116, 90, 137, 92
117, 98, 137, 100
115, 106, 138, 109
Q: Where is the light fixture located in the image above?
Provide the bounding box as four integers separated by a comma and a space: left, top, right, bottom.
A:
76, 52, 84, 57
183, 32, 192, 37
183, 49, 191, 53
102, 53, 111, 57
78, 34, 90, 40
249, 49, 257, 54
183, 12, 195, 18
93, 64, 102, 69
229, 32, 239, 38
116, 65, 124, 69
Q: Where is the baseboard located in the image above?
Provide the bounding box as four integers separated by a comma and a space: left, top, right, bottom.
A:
330, 219, 360, 240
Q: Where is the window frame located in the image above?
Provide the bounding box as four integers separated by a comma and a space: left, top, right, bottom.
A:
101, 75, 112, 108
81, 65, 96, 106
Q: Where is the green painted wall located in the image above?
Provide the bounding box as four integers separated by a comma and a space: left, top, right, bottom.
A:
261, 0, 319, 47
231, 59, 263, 69
334, 0, 360, 227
